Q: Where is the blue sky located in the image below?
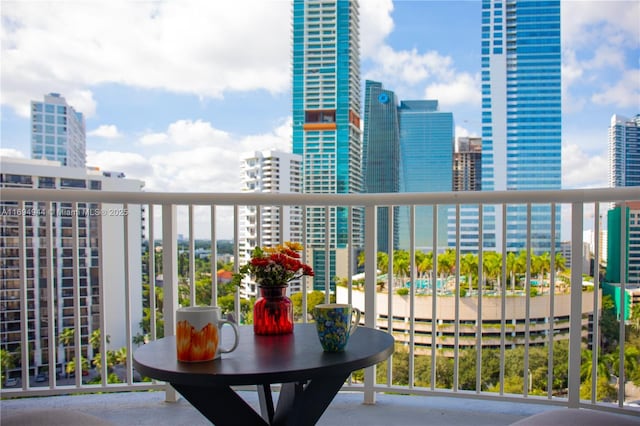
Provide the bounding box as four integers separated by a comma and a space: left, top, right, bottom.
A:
1, 0, 639, 197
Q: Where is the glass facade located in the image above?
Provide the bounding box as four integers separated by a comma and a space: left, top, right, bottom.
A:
481, 0, 562, 253
30, 93, 86, 168
609, 114, 640, 188
363, 81, 400, 253
292, 0, 362, 289
397, 101, 454, 251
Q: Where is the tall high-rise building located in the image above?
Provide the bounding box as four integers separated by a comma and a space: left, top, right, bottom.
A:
449, 137, 483, 253
453, 137, 482, 192
609, 114, 640, 188
398, 100, 454, 251
362, 82, 454, 253
363, 81, 400, 254
0, 157, 144, 378
292, 0, 362, 289
238, 150, 304, 296
481, 0, 562, 253
607, 202, 640, 285
31, 93, 86, 168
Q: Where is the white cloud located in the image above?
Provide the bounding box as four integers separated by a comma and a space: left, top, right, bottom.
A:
140, 132, 168, 146
591, 69, 640, 108
0, 149, 27, 159
562, 143, 608, 189
454, 125, 479, 140
89, 117, 291, 193
562, 1, 640, 112
88, 124, 122, 139
359, 0, 395, 58
1, 0, 291, 117
425, 73, 481, 108
86, 151, 153, 180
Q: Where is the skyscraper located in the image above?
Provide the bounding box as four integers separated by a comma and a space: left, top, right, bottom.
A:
481, 0, 562, 253
398, 101, 454, 251
450, 137, 483, 253
292, 0, 362, 289
609, 114, 640, 188
607, 115, 640, 286
453, 137, 482, 192
238, 150, 304, 296
363, 81, 400, 253
31, 93, 86, 168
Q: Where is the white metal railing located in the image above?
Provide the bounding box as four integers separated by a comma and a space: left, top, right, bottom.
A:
1, 186, 639, 418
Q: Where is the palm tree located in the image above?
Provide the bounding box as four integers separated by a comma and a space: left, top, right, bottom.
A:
113, 347, 128, 366
377, 251, 389, 275
514, 250, 528, 290
482, 251, 502, 291
416, 251, 433, 281
1, 349, 15, 382
554, 252, 567, 276
460, 252, 478, 293
506, 252, 517, 292
59, 327, 75, 366
437, 249, 456, 280
89, 329, 111, 352
393, 250, 410, 286
535, 252, 550, 294
66, 356, 90, 376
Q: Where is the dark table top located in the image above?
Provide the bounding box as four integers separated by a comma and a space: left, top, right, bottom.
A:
133, 323, 394, 387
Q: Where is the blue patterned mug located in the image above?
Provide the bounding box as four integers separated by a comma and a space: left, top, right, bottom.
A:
313, 303, 362, 352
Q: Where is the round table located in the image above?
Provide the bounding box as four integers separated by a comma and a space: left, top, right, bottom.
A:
133, 323, 394, 426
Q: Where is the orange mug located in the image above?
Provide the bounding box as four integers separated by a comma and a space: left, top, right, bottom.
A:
176, 306, 239, 362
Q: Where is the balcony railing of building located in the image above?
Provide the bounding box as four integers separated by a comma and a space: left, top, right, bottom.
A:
1, 186, 639, 419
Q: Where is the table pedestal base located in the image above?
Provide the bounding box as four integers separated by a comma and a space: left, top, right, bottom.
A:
173, 373, 350, 426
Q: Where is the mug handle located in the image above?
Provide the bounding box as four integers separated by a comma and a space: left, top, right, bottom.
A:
349, 308, 361, 336
217, 320, 239, 354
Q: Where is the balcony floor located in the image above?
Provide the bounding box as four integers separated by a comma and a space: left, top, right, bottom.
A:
1, 389, 570, 425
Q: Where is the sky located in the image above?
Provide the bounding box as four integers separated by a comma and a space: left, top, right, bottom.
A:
1, 0, 639, 236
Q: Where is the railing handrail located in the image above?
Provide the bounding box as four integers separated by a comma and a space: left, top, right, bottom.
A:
2, 186, 639, 206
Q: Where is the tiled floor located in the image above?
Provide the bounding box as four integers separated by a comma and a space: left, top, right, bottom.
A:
0, 389, 569, 426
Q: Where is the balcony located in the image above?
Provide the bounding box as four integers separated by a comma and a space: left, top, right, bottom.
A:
1, 187, 640, 425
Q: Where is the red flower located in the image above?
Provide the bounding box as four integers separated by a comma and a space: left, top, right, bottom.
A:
232, 241, 314, 287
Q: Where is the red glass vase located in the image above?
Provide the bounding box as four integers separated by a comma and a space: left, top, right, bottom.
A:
253, 285, 294, 335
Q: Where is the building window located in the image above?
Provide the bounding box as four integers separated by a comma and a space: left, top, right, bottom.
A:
39, 177, 56, 189
60, 178, 86, 189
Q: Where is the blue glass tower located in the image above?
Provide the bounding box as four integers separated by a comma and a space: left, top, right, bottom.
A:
481, 0, 562, 253
398, 101, 454, 251
292, 0, 362, 289
363, 81, 400, 253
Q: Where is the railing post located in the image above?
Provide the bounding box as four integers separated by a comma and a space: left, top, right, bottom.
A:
364, 205, 377, 404
162, 204, 180, 402
568, 202, 583, 408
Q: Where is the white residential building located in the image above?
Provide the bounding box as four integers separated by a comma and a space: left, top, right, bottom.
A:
0, 157, 144, 375
238, 150, 304, 297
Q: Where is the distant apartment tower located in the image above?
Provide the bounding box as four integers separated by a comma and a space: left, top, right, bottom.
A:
607, 202, 640, 285
292, 0, 362, 289
480, 0, 562, 253
239, 150, 304, 296
398, 100, 454, 251
0, 157, 144, 378
363, 81, 400, 253
31, 93, 86, 168
453, 137, 482, 191
609, 114, 640, 188
449, 137, 482, 253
